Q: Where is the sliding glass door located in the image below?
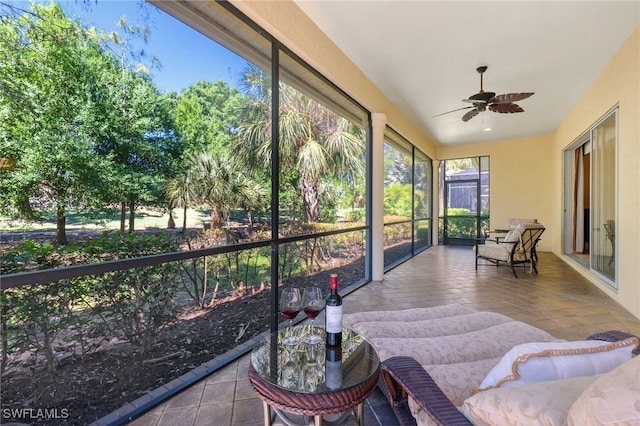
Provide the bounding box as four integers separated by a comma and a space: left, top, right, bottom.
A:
590, 113, 616, 281
563, 108, 616, 285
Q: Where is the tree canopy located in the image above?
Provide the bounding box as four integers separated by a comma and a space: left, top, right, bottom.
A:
0, 2, 367, 245
0, 2, 180, 242
234, 64, 365, 223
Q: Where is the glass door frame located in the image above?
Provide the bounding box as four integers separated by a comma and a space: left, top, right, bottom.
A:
562, 107, 617, 287
439, 156, 489, 246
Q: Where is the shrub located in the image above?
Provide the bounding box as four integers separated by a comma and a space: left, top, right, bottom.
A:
1, 232, 182, 373
84, 233, 181, 352
346, 209, 364, 222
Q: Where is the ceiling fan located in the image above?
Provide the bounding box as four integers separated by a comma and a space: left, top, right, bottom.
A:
434, 66, 534, 122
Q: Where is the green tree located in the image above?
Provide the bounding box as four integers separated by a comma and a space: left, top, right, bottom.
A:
168, 80, 250, 232
234, 64, 365, 223
183, 151, 266, 229
175, 80, 242, 155
0, 2, 114, 244
384, 144, 412, 185
92, 16, 179, 233
0, 3, 180, 241
384, 182, 413, 217
165, 169, 197, 233
233, 171, 268, 231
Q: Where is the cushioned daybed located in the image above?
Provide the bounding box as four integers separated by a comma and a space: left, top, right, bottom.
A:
343, 304, 639, 426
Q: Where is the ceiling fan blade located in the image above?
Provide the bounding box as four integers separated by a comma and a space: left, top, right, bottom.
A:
489, 103, 525, 114
462, 109, 479, 122
433, 105, 474, 118
490, 92, 534, 104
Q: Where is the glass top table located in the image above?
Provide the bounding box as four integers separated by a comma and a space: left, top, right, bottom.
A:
249, 325, 380, 425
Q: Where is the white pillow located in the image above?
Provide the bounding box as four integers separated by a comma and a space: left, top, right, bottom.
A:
567, 357, 640, 426
501, 226, 521, 243
474, 337, 639, 393
462, 375, 599, 426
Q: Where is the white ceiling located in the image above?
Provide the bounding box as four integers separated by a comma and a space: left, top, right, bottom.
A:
294, 1, 639, 145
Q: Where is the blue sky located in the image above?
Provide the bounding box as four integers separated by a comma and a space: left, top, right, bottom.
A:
56, 0, 249, 93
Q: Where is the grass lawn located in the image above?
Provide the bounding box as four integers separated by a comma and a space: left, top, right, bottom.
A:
0, 208, 210, 233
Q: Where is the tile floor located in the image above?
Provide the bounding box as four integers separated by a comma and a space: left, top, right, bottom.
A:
129, 246, 640, 426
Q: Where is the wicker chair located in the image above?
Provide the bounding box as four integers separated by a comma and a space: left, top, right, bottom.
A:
475, 223, 544, 278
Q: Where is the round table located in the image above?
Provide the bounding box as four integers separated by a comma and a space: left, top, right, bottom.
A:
249, 326, 380, 426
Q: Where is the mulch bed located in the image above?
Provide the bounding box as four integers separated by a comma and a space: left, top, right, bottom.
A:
1, 221, 410, 425
0, 254, 378, 425
1, 288, 271, 425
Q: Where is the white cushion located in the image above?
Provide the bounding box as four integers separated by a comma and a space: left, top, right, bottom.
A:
348, 311, 512, 339
507, 218, 538, 227
567, 357, 640, 426
475, 337, 639, 392
461, 375, 599, 426
502, 226, 522, 242
373, 320, 561, 407
342, 303, 477, 329
476, 243, 511, 261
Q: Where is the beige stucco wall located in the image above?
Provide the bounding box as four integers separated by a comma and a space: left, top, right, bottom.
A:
553, 26, 640, 318
436, 134, 555, 252
437, 27, 640, 319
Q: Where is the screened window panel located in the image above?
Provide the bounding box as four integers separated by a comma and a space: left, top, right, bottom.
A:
414, 149, 432, 221
277, 49, 367, 238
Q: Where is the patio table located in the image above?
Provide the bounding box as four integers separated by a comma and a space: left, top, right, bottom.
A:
249, 326, 380, 426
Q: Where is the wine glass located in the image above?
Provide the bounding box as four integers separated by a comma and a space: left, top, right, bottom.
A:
280, 287, 301, 346
280, 349, 301, 390
302, 287, 324, 344
302, 344, 323, 392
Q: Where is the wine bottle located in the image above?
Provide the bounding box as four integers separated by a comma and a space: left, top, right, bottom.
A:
325, 274, 342, 347
324, 344, 342, 390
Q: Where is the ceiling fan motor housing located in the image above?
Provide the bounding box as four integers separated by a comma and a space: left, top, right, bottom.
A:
468, 91, 495, 103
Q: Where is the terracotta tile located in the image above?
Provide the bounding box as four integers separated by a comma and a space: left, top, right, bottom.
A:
194, 402, 233, 426
231, 397, 264, 426
128, 411, 161, 426
164, 384, 204, 409
202, 381, 236, 404
235, 362, 250, 381
204, 364, 238, 385
234, 379, 259, 401
157, 407, 197, 426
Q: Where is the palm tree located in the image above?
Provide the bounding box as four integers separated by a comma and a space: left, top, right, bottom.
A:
184, 151, 265, 229
233, 174, 267, 233
234, 64, 365, 223
166, 170, 197, 233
